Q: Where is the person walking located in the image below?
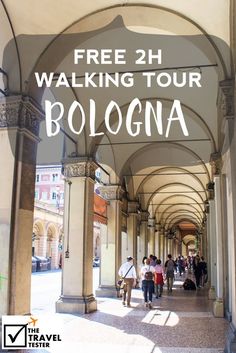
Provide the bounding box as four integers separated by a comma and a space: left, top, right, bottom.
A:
154, 259, 165, 298
199, 256, 207, 287
118, 256, 137, 307
137, 256, 148, 289
165, 254, 175, 292
150, 255, 157, 267
177, 256, 184, 276
193, 255, 202, 288
140, 258, 156, 308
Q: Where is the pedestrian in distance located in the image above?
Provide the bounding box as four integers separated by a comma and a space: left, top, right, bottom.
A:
165, 254, 175, 292
142, 256, 148, 264
199, 256, 208, 287
193, 255, 202, 288
177, 255, 184, 276
149, 254, 157, 267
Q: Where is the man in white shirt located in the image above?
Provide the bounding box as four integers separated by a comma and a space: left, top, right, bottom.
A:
118, 256, 137, 307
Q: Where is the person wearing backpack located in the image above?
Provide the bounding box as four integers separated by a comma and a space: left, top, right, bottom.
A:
164, 254, 175, 292
140, 258, 156, 308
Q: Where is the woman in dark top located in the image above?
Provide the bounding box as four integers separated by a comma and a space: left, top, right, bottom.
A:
193, 255, 202, 288
199, 256, 207, 286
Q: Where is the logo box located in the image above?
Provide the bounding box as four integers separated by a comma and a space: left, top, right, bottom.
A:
2, 315, 63, 350
3, 324, 27, 348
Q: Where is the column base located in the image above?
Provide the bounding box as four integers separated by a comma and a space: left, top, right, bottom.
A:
56, 294, 97, 314
213, 298, 224, 317
224, 323, 236, 353
95, 285, 118, 298
208, 286, 216, 300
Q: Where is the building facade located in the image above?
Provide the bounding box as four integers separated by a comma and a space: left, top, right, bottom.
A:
33, 165, 104, 268
35, 165, 64, 208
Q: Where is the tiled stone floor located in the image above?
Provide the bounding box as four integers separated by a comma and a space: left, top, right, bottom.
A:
2, 274, 229, 353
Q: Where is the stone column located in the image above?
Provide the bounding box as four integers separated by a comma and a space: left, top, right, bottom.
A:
173, 239, 177, 258
208, 196, 217, 300
155, 223, 161, 258
95, 185, 123, 297
178, 239, 182, 257
138, 211, 149, 266
213, 171, 224, 317
167, 238, 173, 255
51, 237, 59, 270
218, 79, 236, 352
38, 235, 47, 256
0, 96, 43, 316
148, 218, 155, 255
164, 234, 168, 261
171, 238, 175, 258
56, 158, 98, 314
206, 212, 211, 283
159, 232, 164, 263
201, 224, 207, 259
127, 201, 139, 262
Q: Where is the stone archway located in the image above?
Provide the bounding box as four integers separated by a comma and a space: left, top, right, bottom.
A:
46, 223, 59, 269
32, 221, 45, 256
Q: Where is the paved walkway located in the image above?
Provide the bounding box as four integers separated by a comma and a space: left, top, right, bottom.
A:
2, 272, 229, 353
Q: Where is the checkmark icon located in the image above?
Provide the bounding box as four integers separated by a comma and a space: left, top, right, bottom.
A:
3, 324, 28, 348
8, 324, 28, 343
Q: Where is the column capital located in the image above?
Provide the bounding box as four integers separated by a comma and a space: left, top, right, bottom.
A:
140, 210, 149, 222
155, 222, 161, 231
148, 217, 155, 228
204, 200, 210, 214
98, 184, 124, 201
206, 182, 215, 200
62, 157, 98, 179
210, 152, 222, 176
128, 200, 139, 215
0, 95, 44, 137
218, 79, 234, 118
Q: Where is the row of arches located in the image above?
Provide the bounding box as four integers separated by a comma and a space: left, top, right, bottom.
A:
33, 220, 63, 269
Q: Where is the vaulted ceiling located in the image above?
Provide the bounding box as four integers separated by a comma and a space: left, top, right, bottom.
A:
0, 0, 231, 234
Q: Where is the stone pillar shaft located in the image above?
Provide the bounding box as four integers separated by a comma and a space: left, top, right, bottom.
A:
148, 226, 155, 255
209, 200, 216, 283
214, 176, 224, 299
0, 96, 43, 316
138, 222, 147, 265
213, 175, 224, 317
164, 236, 168, 261
159, 233, 164, 263
167, 238, 173, 255
125, 201, 139, 265
127, 214, 138, 260
218, 79, 236, 352
96, 185, 123, 297
154, 225, 161, 258
56, 159, 97, 314
38, 235, 47, 257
